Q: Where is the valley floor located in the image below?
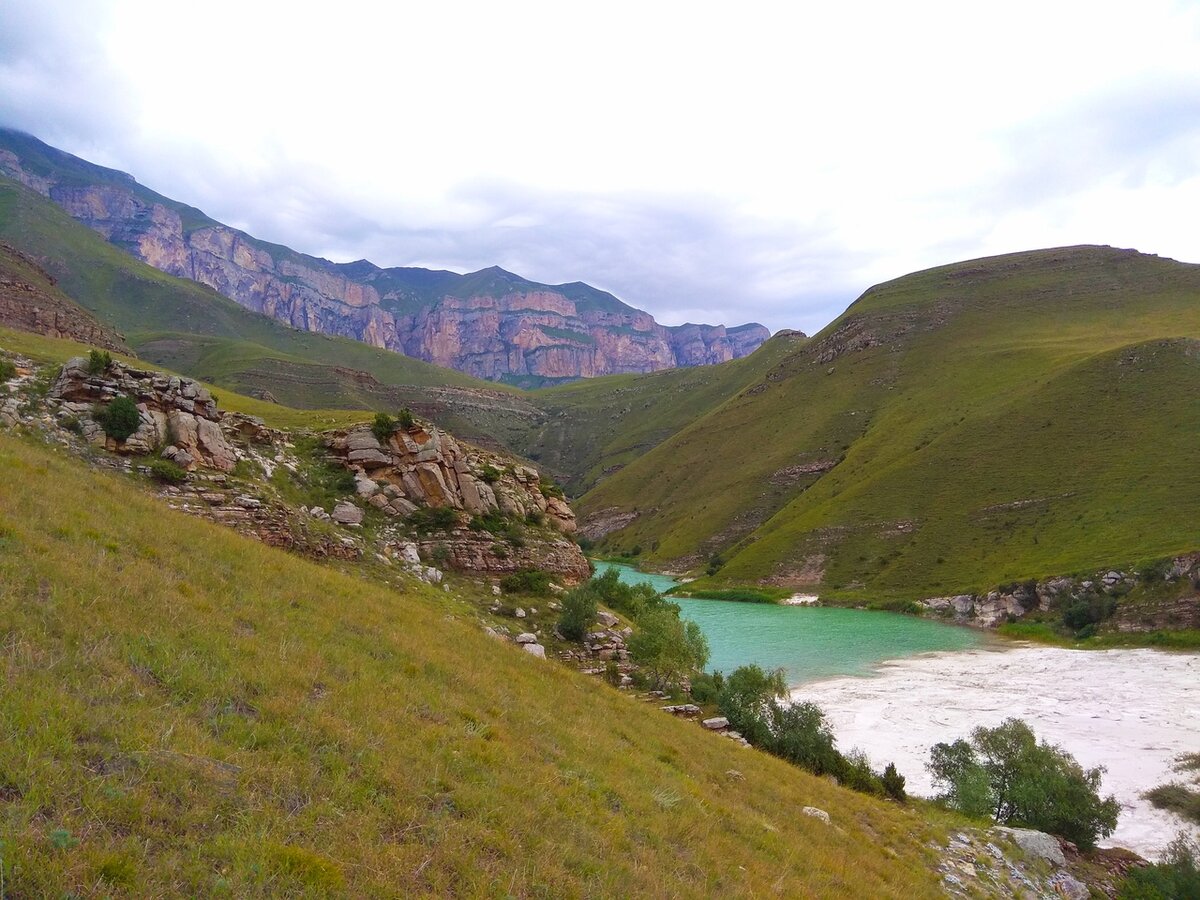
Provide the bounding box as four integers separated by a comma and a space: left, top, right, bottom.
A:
791, 644, 1200, 860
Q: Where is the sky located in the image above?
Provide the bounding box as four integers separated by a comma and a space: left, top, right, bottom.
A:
1, 0, 1199, 334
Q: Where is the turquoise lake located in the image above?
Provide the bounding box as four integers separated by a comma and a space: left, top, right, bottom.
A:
592, 561, 985, 685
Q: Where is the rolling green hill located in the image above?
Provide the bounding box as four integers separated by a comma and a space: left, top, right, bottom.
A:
0, 430, 955, 897
578, 246, 1200, 600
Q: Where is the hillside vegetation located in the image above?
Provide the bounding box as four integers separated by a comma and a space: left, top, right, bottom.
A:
0, 432, 953, 897
580, 247, 1200, 600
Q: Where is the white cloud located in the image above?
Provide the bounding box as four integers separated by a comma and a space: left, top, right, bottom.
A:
1, 0, 1198, 333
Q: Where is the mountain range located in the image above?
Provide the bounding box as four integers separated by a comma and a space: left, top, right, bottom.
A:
0, 128, 769, 386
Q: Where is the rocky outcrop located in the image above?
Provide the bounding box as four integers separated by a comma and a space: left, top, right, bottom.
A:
50, 356, 236, 470
0, 242, 129, 351
325, 422, 576, 532
920, 555, 1200, 630
0, 131, 770, 382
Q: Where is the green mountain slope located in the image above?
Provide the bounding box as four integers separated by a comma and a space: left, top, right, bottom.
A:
523, 330, 806, 493
0, 432, 950, 897
579, 246, 1200, 599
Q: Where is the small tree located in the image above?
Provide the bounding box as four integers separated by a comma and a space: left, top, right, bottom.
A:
628, 607, 709, 691
397, 408, 415, 430
94, 396, 141, 442
558, 584, 598, 642
717, 664, 788, 747
882, 763, 907, 802
928, 718, 1119, 848
371, 412, 396, 442
86, 349, 113, 375
0, 358, 15, 382
768, 699, 843, 777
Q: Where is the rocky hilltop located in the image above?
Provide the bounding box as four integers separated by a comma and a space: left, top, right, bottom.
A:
0, 241, 128, 352
0, 129, 769, 383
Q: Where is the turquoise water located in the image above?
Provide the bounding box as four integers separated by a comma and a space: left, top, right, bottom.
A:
593, 561, 984, 685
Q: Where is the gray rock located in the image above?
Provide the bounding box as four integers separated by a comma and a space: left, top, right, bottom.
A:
993, 827, 1066, 867
701, 716, 729, 730
801, 806, 831, 825
515, 607, 526, 618
522, 643, 546, 659
331, 501, 364, 525
396, 542, 421, 565
354, 477, 379, 496
1048, 872, 1089, 900
596, 610, 619, 628
515, 633, 538, 644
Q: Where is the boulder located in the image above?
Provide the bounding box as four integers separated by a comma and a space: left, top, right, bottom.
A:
515, 633, 538, 644
522, 643, 546, 659
331, 502, 364, 526
596, 610, 619, 628
801, 807, 831, 825
702, 717, 729, 730
993, 827, 1066, 867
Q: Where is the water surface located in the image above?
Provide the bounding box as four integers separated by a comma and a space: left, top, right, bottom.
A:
593, 561, 985, 684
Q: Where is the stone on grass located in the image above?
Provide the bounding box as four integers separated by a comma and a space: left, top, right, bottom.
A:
802, 807, 831, 825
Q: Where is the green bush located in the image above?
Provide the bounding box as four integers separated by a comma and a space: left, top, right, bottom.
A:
882, 763, 907, 802
603, 660, 622, 687
689, 671, 722, 704
371, 412, 396, 442
628, 609, 709, 691
1118, 834, 1200, 899
478, 464, 502, 484
397, 408, 415, 430
557, 584, 598, 641
0, 358, 15, 382
500, 568, 552, 595
86, 349, 113, 375
927, 718, 1119, 848
94, 396, 141, 442
148, 458, 188, 484
1062, 594, 1117, 633
539, 478, 565, 500
408, 506, 460, 533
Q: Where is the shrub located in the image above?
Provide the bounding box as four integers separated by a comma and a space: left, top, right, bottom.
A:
371, 412, 396, 442
539, 478, 565, 500
927, 718, 1119, 848
0, 358, 15, 382
86, 349, 113, 375
408, 506, 460, 533
397, 408, 415, 430
689, 671, 722, 704
706, 554, 725, 576
557, 584, 598, 641
882, 762, 907, 802
769, 700, 843, 777
1062, 595, 1117, 633
525, 510, 544, 526
500, 568, 552, 595
478, 464, 502, 485
628, 608, 709, 691
1118, 833, 1200, 899
94, 396, 141, 442
148, 458, 188, 484
490, 542, 509, 560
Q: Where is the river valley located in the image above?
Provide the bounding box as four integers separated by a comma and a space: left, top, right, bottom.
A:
595, 561, 1200, 859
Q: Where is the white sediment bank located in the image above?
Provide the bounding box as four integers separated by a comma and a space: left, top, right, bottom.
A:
790, 644, 1200, 860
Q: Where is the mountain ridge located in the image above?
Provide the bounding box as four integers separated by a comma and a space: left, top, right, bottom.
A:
0, 128, 771, 385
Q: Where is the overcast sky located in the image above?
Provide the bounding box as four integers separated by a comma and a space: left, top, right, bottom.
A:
2, 0, 1199, 334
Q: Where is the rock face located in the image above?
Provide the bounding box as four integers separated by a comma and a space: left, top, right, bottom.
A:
0, 242, 129, 352
0, 131, 769, 383
327, 421, 590, 583
50, 357, 236, 470
326, 423, 577, 533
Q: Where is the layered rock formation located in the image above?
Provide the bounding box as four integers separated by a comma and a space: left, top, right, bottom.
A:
50, 356, 236, 470
325, 421, 590, 582
0, 241, 128, 351
0, 129, 770, 382
325, 422, 576, 531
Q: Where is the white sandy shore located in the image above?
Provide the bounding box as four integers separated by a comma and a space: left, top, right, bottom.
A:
790, 644, 1200, 860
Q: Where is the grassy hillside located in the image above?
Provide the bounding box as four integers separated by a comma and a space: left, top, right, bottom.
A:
580, 246, 1200, 599
522, 331, 805, 492
0, 432, 949, 897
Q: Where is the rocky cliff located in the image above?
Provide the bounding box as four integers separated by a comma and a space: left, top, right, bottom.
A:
0, 129, 770, 383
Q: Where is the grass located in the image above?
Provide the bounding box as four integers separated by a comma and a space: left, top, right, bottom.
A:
669, 587, 791, 604
0, 432, 952, 897
578, 247, 1200, 601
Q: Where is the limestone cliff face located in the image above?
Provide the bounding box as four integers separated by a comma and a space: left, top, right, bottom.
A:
0, 132, 770, 382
